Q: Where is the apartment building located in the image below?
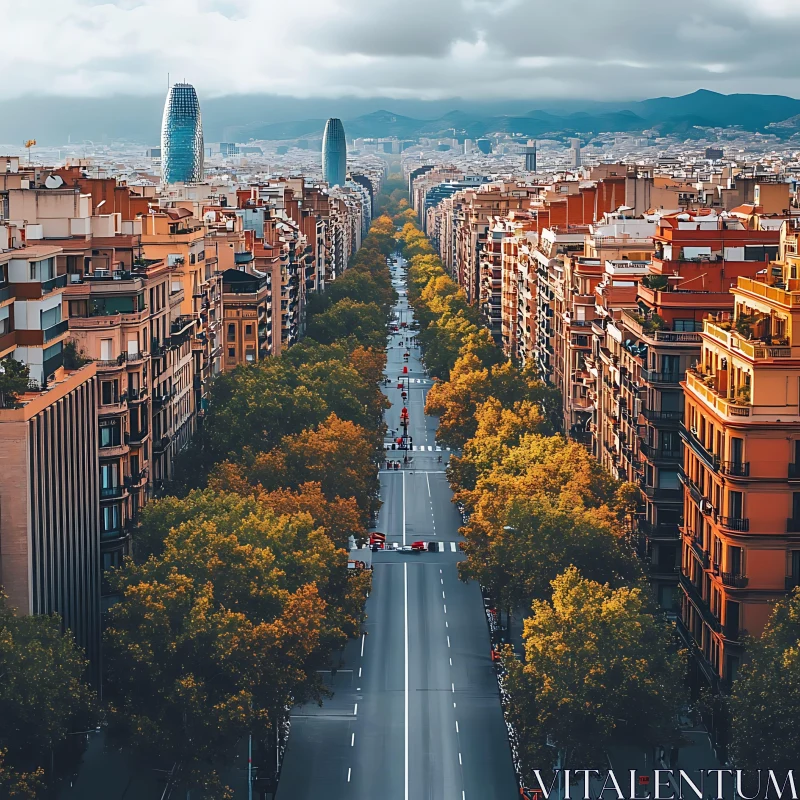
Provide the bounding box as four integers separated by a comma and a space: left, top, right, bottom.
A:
679, 219, 800, 690
222, 268, 272, 368
0, 222, 101, 672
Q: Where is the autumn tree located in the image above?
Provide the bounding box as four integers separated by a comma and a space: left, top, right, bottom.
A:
0, 595, 96, 797
505, 567, 685, 775
106, 495, 369, 792
235, 414, 380, 521
730, 588, 800, 771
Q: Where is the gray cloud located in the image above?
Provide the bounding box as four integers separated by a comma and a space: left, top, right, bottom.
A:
2, 0, 800, 100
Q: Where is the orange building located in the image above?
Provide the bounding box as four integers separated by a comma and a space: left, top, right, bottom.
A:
680, 219, 800, 689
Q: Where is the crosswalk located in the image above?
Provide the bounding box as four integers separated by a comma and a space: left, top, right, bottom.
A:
373, 541, 462, 553
383, 444, 451, 451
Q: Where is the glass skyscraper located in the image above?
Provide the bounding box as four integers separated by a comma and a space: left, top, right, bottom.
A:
322, 118, 347, 187
161, 83, 204, 184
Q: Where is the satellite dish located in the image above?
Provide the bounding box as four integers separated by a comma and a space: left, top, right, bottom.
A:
44, 174, 64, 189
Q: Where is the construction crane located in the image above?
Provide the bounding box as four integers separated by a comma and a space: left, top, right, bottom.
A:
24, 139, 36, 164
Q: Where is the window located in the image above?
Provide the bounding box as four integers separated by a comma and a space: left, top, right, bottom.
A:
40, 305, 61, 330
658, 469, 679, 489
228, 347, 235, 358
727, 545, 742, 575
100, 463, 119, 490
100, 338, 113, 361
245, 324, 253, 335
99, 421, 121, 448
102, 505, 121, 536
730, 437, 743, 465
725, 600, 740, 638
101, 381, 117, 405
728, 490, 743, 519
228, 324, 236, 340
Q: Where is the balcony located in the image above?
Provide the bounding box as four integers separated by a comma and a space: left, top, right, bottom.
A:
128, 426, 149, 445
717, 516, 750, 533
128, 387, 148, 402
680, 423, 720, 471
641, 368, 682, 385
679, 573, 720, 632
721, 572, 749, 589
640, 520, 681, 539
171, 315, 196, 337
737, 276, 800, 308
640, 408, 682, 424
685, 370, 751, 421
720, 461, 750, 478
42, 274, 68, 294
640, 484, 683, 502
640, 442, 681, 462
100, 485, 127, 500
0, 285, 12, 304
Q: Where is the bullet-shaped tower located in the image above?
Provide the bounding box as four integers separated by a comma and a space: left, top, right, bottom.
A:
161, 82, 204, 184
322, 118, 347, 187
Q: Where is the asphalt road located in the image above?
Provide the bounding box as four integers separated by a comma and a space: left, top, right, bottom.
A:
276, 254, 518, 800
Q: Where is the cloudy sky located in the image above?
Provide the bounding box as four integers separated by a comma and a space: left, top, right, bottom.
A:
4, 0, 800, 101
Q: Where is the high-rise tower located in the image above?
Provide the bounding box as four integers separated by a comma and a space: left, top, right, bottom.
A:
322, 118, 347, 187
161, 82, 204, 184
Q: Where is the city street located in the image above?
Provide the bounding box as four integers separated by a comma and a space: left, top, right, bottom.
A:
276, 255, 518, 800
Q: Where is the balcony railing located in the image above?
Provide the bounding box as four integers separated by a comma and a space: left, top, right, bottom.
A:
100, 485, 125, 499
641, 368, 682, 384
42, 274, 68, 294
721, 461, 750, 477
680, 424, 720, 471
718, 516, 750, 532
721, 572, 748, 588
43, 319, 69, 342
640, 408, 682, 423
640, 443, 681, 462
0, 285, 12, 303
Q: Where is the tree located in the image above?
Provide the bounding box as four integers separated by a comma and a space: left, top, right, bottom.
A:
730, 588, 800, 771
106, 495, 369, 791
239, 414, 380, 521
0, 358, 30, 409
459, 492, 640, 617
505, 567, 685, 776
306, 299, 387, 351
0, 594, 96, 796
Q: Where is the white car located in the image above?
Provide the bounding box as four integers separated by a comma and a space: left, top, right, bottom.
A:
391, 542, 400, 551
401, 545, 413, 552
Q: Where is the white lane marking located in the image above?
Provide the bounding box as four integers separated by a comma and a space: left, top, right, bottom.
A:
459, 753, 462, 765
353, 703, 358, 715
447, 636, 451, 648
426, 473, 431, 497
444, 605, 447, 614
348, 768, 351, 782
441, 578, 444, 585
450, 542, 457, 552
452, 683, 455, 693
402, 470, 406, 547
442, 591, 446, 599
455, 721, 459, 733
359, 667, 362, 678
361, 634, 365, 657
445, 621, 448, 628
439, 569, 442, 574
404, 561, 409, 800
351, 733, 355, 747
450, 657, 452, 666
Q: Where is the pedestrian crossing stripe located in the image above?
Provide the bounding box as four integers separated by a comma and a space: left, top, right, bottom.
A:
382, 444, 451, 451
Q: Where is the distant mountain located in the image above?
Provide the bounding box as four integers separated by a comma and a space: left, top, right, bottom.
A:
3, 89, 800, 146
624, 89, 800, 130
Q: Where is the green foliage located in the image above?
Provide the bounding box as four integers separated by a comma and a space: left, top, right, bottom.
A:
730, 588, 800, 771
0, 358, 30, 409
506, 568, 685, 773
0, 594, 96, 795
